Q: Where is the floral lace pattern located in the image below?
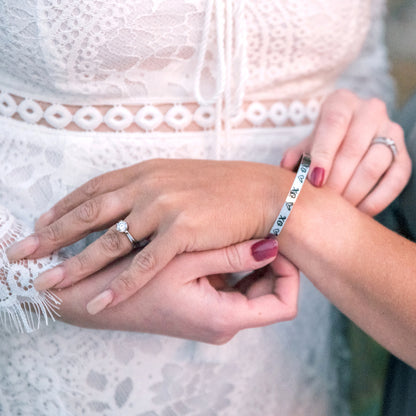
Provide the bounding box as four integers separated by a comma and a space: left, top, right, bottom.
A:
0, 0, 394, 415
0, 0, 371, 104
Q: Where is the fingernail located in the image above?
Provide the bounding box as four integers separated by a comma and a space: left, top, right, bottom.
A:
34, 267, 65, 291
280, 155, 287, 167
310, 167, 325, 187
6, 235, 39, 262
35, 209, 54, 231
251, 238, 278, 261
87, 289, 114, 315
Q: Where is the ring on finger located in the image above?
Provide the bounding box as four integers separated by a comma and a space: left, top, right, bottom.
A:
371, 136, 398, 160
115, 220, 149, 250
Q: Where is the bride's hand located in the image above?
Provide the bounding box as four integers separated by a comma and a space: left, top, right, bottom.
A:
55, 239, 299, 342
8, 160, 293, 311
281, 89, 411, 216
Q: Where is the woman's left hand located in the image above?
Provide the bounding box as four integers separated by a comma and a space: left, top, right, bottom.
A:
281, 89, 412, 216
7, 160, 293, 310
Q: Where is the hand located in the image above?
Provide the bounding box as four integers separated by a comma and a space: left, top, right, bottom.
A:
281, 89, 411, 216
54, 238, 299, 343
7, 159, 292, 311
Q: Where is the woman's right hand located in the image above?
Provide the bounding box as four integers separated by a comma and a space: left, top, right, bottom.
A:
54, 238, 299, 343
281, 90, 411, 216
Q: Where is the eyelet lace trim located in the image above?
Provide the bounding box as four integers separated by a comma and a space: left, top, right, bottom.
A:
0, 91, 323, 132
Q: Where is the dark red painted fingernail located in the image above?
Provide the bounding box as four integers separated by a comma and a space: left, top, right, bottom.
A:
251, 238, 278, 261
310, 167, 325, 187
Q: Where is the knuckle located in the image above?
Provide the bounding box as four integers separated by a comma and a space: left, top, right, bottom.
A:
132, 250, 157, 274
101, 230, 124, 253
114, 273, 139, 293
332, 88, 355, 102
83, 175, 103, 198
367, 97, 387, 115
69, 251, 91, 276
155, 192, 176, 213
224, 245, 244, 271
322, 109, 350, 130
75, 199, 100, 223
389, 122, 405, 140
311, 146, 333, 165
44, 221, 63, 243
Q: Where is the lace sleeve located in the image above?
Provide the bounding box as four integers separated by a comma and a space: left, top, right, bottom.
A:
0, 206, 61, 333
337, 0, 396, 111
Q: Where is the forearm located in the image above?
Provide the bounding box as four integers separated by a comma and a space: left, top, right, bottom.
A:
275, 177, 416, 367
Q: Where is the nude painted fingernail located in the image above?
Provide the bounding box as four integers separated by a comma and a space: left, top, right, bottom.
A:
251, 238, 278, 261
86, 289, 114, 315
35, 209, 55, 231
34, 267, 65, 291
310, 167, 325, 187
6, 235, 39, 262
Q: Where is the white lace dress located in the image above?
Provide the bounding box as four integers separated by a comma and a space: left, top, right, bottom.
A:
0, 1, 394, 415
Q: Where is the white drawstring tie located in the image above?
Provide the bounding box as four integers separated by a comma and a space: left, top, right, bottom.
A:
194, 0, 247, 156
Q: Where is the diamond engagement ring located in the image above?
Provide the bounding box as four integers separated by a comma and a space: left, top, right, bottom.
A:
371, 136, 398, 159
116, 220, 138, 247
115, 220, 150, 249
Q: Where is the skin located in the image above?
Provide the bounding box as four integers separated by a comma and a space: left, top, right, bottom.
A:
44, 170, 416, 368
52, 239, 300, 344
5, 90, 414, 366
282, 90, 409, 216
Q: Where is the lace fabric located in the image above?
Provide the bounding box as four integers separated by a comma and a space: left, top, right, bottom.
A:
0, 206, 61, 333
0, 93, 323, 132
0, 0, 395, 415
0, 0, 371, 104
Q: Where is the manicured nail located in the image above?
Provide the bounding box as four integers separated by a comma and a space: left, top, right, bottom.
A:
34, 267, 65, 291
6, 235, 39, 262
310, 167, 325, 187
87, 289, 114, 315
251, 238, 278, 261
35, 209, 55, 231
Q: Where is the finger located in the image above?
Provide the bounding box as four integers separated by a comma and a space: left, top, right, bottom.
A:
343, 122, 409, 214
358, 126, 412, 216
231, 260, 299, 328
280, 145, 305, 171
8, 190, 130, 262
35, 166, 139, 230
325, 98, 387, 194
269, 254, 300, 308
86, 238, 279, 315
184, 237, 279, 279
241, 255, 299, 300
308, 90, 358, 187
34, 210, 158, 291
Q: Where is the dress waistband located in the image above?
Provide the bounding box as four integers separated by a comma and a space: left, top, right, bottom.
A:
0, 91, 322, 133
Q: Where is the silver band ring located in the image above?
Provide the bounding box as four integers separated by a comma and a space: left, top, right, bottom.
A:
371, 136, 398, 159
116, 220, 139, 247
